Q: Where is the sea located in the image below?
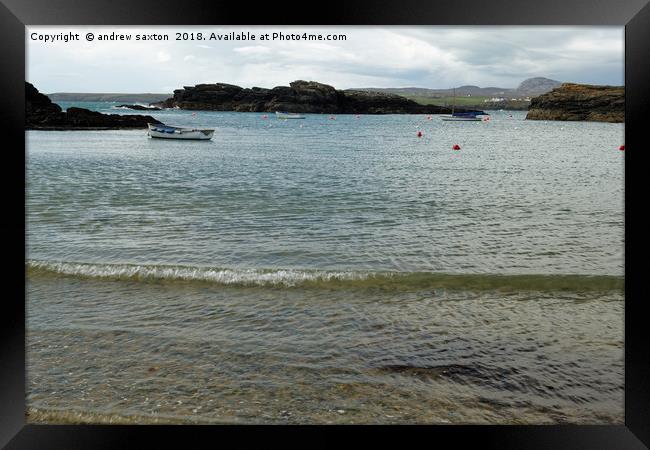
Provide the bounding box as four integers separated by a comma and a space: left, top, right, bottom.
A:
26, 102, 625, 424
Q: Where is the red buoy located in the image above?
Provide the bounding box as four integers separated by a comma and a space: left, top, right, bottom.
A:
417, 131, 423, 138
452, 144, 461, 150
619, 145, 625, 151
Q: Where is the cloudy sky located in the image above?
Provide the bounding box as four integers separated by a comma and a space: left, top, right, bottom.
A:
27, 26, 623, 93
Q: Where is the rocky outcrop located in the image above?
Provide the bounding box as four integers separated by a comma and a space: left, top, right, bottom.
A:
526, 83, 624, 123
26, 82, 161, 129
340, 90, 442, 114
154, 80, 466, 114
115, 104, 161, 111
26, 81, 63, 122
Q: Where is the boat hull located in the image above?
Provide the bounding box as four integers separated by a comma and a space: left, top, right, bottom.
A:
148, 130, 214, 140
441, 116, 483, 122
147, 123, 214, 140
275, 112, 305, 119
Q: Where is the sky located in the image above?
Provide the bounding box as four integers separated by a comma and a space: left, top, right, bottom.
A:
26, 26, 624, 93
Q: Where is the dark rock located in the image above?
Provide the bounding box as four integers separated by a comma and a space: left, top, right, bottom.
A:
63, 107, 160, 128
26, 82, 67, 126
26, 82, 162, 129
526, 83, 624, 123
26, 82, 62, 115
341, 90, 436, 114
115, 104, 162, 111
153, 80, 466, 114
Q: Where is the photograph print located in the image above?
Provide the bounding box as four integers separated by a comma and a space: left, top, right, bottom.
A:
25, 25, 624, 425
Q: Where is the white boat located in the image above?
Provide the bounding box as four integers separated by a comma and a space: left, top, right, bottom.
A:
147, 123, 214, 140
275, 111, 305, 119
441, 114, 484, 122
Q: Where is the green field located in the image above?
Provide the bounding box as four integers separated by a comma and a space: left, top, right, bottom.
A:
406, 95, 530, 111
405, 95, 490, 106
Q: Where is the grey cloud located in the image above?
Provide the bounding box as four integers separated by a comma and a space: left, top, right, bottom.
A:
27, 26, 623, 92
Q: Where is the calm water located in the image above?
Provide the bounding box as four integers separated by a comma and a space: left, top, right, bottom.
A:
27, 106, 625, 424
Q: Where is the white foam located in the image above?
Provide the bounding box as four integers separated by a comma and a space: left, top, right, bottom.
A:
28, 260, 371, 287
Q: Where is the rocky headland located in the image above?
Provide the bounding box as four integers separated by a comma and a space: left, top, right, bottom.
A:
526, 83, 624, 123
153, 80, 469, 114
26, 82, 161, 129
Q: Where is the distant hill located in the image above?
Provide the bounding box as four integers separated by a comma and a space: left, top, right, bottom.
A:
350, 77, 562, 99
516, 77, 563, 96
348, 85, 510, 98
47, 93, 171, 103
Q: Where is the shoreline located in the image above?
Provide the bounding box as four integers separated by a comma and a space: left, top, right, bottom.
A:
26, 405, 622, 425
26, 407, 218, 425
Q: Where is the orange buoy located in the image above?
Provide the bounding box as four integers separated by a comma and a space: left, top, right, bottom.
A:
619, 145, 625, 151
452, 144, 461, 150
417, 131, 423, 138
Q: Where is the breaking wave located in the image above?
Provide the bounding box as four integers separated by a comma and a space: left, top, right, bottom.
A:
27, 260, 624, 292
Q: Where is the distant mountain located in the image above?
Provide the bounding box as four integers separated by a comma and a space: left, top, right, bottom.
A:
47, 93, 171, 103
350, 77, 562, 99
516, 77, 562, 96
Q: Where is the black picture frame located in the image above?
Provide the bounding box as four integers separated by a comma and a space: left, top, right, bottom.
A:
2, 0, 649, 448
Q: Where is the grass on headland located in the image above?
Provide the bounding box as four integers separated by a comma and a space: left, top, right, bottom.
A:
407, 95, 490, 106
406, 95, 531, 111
